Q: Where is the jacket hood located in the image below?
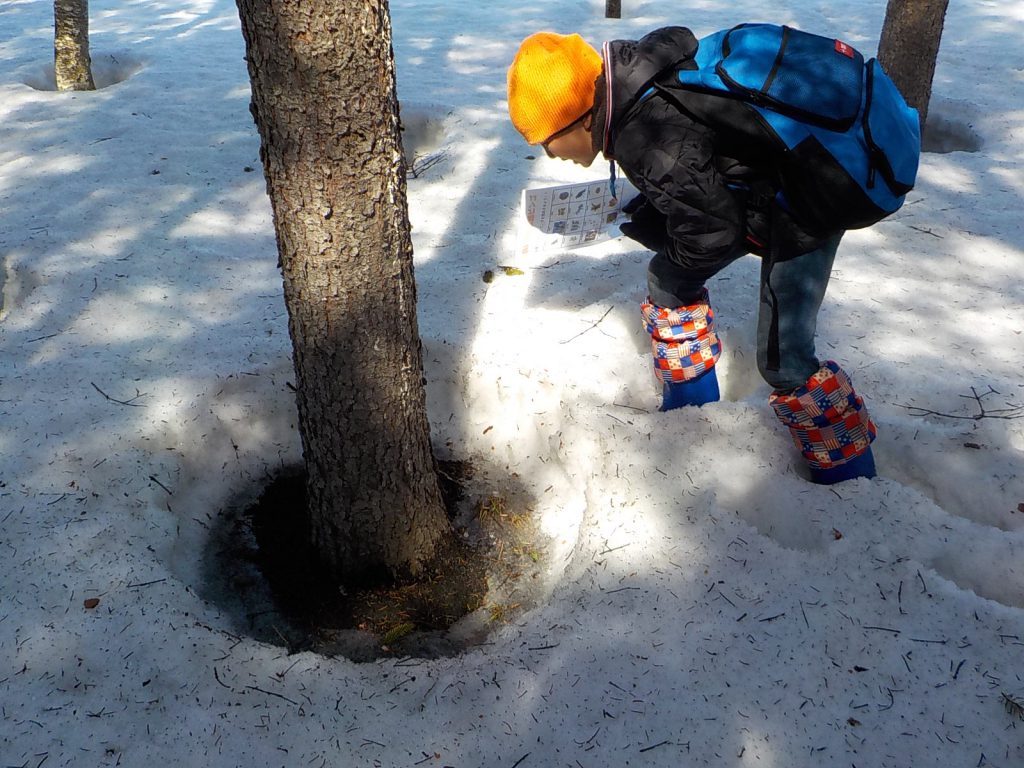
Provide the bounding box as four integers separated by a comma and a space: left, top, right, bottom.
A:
599, 26, 699, 156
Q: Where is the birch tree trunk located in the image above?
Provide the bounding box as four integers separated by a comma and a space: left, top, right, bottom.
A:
235, 0, 450, 582
877, 0, 949, 129
54, 0, 95, 91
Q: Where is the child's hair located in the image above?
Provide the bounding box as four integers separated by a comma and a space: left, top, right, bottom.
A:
507, 32, 602, 144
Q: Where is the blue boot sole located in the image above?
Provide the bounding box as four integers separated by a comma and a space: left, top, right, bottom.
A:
661, 368, 720, 410
809, 446, 877, 485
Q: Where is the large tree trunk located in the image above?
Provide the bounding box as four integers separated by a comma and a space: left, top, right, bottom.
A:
235, 0, 450, 581
54, 0, 95, 91
877, 0, 949, 129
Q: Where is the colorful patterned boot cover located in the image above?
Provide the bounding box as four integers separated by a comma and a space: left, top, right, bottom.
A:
769, 361, 877, 484
641, 290, 722, 410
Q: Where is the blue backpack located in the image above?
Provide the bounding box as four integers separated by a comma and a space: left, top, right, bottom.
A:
656, 23, 921, 233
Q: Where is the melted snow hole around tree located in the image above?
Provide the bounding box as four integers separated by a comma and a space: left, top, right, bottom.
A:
21, 52, 145, 91
203, 461, 549, 662
922, 100, 984, 154
400, 103, 450, 177
0, 258, 39, 321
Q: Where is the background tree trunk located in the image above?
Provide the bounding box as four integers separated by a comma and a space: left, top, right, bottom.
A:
54, 0, 95, 91
605, 0, 621, 19
877, 0, 949, 129
235, 0, 450, 581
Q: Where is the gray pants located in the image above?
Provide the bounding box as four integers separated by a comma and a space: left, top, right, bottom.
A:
647, 234, 842, 392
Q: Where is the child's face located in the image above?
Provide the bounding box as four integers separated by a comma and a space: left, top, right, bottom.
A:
542, 115, 600, 167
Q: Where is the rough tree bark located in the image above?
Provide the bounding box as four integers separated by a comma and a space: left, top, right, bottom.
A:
877, 0, 949, 129
235, 0, 450, 581
54, 0, 95, 91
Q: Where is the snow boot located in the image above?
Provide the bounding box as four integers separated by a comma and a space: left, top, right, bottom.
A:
769, 360, 877, 484
642, 290, 722, 410
661, 367, 721, 410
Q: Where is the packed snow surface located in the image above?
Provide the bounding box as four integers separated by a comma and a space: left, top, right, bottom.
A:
1, 1, 1022, 766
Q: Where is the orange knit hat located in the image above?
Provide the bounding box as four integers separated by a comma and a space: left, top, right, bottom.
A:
507, 32, 602, 145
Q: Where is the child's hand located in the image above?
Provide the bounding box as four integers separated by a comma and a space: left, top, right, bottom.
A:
621, 193, 650, 216
619, 195, 668, 253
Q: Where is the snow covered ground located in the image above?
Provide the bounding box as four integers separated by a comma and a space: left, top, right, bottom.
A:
1, 0, 1022, 765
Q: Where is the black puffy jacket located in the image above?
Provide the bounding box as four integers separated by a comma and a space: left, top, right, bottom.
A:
592, 26, 829, 271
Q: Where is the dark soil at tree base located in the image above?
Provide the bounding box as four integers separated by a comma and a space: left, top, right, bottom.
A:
241, 460, 544, 661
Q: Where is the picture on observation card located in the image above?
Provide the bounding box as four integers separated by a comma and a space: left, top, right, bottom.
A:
516, 176, 633, 257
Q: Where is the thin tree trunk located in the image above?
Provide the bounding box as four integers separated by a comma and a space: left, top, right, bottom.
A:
235, 0, 450, 581
54, 0, 95, 91
877, 0, 949, 129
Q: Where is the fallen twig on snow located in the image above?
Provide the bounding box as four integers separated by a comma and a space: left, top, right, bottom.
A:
560, 306, 613, 344
91, 381, 148, 407
1003, 691, 1024, 721
408, 149, 448, 178
896, 386, 1023, 421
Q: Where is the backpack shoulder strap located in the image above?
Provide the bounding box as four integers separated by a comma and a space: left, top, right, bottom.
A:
602, 41, 695, 155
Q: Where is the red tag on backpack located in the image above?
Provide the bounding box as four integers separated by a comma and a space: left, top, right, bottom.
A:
835, 40, 855, 58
